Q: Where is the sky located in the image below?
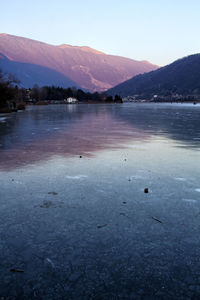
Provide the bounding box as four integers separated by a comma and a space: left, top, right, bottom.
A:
1, 0, 200, 66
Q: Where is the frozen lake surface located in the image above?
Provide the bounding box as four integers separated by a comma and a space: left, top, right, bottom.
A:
0, 103, 200, 299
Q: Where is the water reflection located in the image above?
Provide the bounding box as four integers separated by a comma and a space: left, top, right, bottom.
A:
0, 103, 199, 170
117, 103, 200, 149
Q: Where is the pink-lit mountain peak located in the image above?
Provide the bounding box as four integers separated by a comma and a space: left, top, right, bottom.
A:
0, 33, 158, 91
59, 44, 104, 55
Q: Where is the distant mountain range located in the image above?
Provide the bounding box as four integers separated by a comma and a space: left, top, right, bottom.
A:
108, 54, 200, 97
0, 33, 158, 92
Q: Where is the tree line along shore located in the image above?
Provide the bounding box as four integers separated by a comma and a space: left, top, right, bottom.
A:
0, 71, 122, 113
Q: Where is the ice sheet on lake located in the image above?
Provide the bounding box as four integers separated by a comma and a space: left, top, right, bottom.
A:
174, 177, 186, 181
46, 258, 55, 268
128, 175, 145, 180
182, 199, 197, 203
65, 175, 88, 180
0, 117, 7, 122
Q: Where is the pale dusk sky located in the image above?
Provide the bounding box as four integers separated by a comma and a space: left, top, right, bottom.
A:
1, 0, 200, 66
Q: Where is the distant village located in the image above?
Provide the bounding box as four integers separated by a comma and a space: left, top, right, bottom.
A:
122, 94, 200, 103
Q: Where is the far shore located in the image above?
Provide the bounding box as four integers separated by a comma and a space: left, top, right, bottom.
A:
0, 100, 200, 115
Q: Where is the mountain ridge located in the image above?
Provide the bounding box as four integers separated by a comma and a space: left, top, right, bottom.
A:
0, 53, 79, 89
0, 33, 158, 91
108, 54, 200, 97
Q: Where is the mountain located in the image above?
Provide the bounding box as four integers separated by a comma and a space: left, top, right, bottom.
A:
108, 54, 200, 97
0, 33, 158, 92
0, 54, 78, 89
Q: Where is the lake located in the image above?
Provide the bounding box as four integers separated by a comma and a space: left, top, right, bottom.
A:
0, 103, 200, 299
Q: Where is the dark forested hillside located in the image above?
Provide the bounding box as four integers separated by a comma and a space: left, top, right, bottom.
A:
108, 54, 200, 98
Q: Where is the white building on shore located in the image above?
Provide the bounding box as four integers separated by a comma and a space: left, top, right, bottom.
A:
66, 97, 78, 104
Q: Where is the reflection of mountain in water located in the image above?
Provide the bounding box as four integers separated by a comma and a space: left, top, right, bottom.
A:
0, 103, 200, 170
0, 105, 149, 170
